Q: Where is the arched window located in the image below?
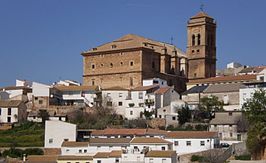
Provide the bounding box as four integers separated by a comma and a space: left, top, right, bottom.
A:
192, 35, 195, 46
197, 34, 201, 45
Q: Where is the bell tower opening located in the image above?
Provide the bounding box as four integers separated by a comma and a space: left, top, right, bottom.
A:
187, 11, 217, 80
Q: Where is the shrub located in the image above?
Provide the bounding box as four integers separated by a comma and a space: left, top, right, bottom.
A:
235, 154, 251, 160
191, 155, 204, 162
24, 148, 43, 155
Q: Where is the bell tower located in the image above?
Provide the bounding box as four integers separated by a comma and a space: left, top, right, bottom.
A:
187, 11, 216, 80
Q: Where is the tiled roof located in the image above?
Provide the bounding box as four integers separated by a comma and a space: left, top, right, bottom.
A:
132, 84, 159, 91
191, 11, 212, 19
89, 138, 131, 146
57, 155, 93, 160
102, 86, 129, 91
94, 152, 110, 158
26, 155, 58, 163
210, 111, 244, 125
83, 34, 186, 58
94, 150, 122, 158
188, 74, 257, 84
182, 85, 208, 95
61, 141, 89, 147
146, 150, 176, 158
0, 86, 32, 91
109, 150, 122, 158
203, 83, 243, 93
166, 131, 218, 139
91, 128, 147, 136
239, 66, 266, 74
154, 87, 171, 95
54, 85, 98, 91
146, 128, 168, 135
131, 137, 172, 144
0, 100, 22, 107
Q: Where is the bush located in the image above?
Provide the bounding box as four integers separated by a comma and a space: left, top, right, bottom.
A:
235, 154, 251, 160
191, 155, 204, 162
195, 124, 208, 131
2, 148, 43, 158
24, 148, 43, 155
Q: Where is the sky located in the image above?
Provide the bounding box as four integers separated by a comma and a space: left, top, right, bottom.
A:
0, 0, 266, 86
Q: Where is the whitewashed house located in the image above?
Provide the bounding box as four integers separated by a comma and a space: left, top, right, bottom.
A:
27, 110, 67, 122
93, 151, 122, 163
165, 131, 219, 155
44, 120, 76, 148
0, 100, 27, 124
145, 150, 177, 163
143, 78, 168, 87
101, 86, 130, 115
54, 85, 99, 107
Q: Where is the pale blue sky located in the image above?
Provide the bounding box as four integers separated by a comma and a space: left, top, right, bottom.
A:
0, 0, 265, 86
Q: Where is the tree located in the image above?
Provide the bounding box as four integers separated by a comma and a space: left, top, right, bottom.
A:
242, 89, 266, 159
178, 106, 191, 125
198, 95, 224, 120
38, 110, 50, 126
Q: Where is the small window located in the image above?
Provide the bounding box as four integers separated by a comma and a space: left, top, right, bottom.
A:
174, 141, 179, 146
229, 112, 233, 116
192, 34, 195, 46
84, 149, 87, 153
8, 108, 11, 115
92, 80, 95, 86
64, 139, 69, 141
111, 45, 117, 49
186, 141, 191, 146
172, 116, 176, 120
49, 138, 53, 144
138, 92, 143, 99
119, 93, 123, 97
229, 125, 232, 127
107, 101, 112, 107
120, 62, 123, 66
200, 141, 205, 146
192, 50, 195, 53
79, 149, 82, 153
118, 102, 123, 106
110, 63, 113, 68
97, 160, 101, 163
159, 115, 162, 118
230, 133, 233, 137
97, 146, 101, 149
92, 64, 95, 69
197, 49, 200, 53
39, 100, 43, 105
130, 61, 134, 66
35, 97, 38, 100
161, 146, 165, 150
197, 34, 201, 45
130, 111, 133, 115
101, 63, 104, 67
115, 158, 119, 163
194, 73, 197, 77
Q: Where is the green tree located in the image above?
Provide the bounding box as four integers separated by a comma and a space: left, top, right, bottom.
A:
38, 110, 50, 126
242, 89, 266, 159
178, 106, 192, 125
198, 95, 224, 120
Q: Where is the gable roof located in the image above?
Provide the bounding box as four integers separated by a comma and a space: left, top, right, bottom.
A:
94, 150, 122, 158
203, 83, 242, 93
166, 131, 218, 139
57, 155, 93, 161
132, 84, 160, 92
102, 86, 129, 91
182, 85, 208, 95
26, 155, 58, 163
130, 137, 172, 144
0, 100, 23, 107
61, 141, 89, 147
89, 138, 131, 146
146, 150, 176, 158
188, 74, 257, 84
82, 34, 186, 58
154, 87, 171, 95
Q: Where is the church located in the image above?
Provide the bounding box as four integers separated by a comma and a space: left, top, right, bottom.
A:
81, 11, 216, 93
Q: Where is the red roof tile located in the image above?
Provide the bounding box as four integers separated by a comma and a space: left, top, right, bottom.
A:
166, 131, 218, 139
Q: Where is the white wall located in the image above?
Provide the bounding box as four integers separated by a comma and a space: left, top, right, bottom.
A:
125, 107, 144, 120
144, 157, 175, 163
129, 144, 169, 153
0, 107, 18, 123
44, 121, 76, 148
122, 153, 144, 162
102, 90, 128, 115
143, 78, 167, 87
239, 86, 266, 107
166, 138, 217, 155
32, 82, 50, 97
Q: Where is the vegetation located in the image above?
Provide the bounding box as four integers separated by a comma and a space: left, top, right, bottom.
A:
242, 89, 266, 159
38, 109, 50, 126
196, 95, 224, 121
0, 122, 44, 147
191, 155, 204, 162
2, 147, 43, 158
166, 124, 208, 131
177, 106, 191, 125
235, 154, 251, 160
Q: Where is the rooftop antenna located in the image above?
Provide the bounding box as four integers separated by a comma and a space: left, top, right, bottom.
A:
170, 36, 174, 45
200, 3, 204, 12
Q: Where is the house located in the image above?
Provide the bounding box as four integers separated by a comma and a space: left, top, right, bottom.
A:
129, 137, 172, 153
53, 85, 99, 107
239, 81, 266, 107
26, 155, 58, 163
143, 78, 168, 87
181, 85, 208, 109
209, 111, 248, 143
0, 100, 27, 124
101, 86, 130, 115
0, 86, 32, 101
61, 141, 90, 156
93, 150, 122, 163
57, 155, 93, 163
145, 150, 177, 163
165, 131, 219, 155
44, 120, 76, 149
27, 110, 67, 122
